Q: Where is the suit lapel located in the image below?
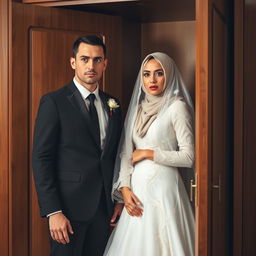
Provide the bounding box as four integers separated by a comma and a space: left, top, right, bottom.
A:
99, 91, 115, 156
66, 82, 101, 151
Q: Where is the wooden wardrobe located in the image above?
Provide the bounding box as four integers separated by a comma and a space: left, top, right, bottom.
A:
1, 0, 254, 255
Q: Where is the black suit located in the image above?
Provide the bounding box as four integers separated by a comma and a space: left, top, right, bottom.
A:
32, 81, 122, 255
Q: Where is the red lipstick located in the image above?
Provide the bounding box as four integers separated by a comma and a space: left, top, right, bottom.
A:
149, 86, 158, 90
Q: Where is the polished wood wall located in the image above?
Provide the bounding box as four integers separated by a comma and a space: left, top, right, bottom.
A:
0, 0, 10, 255
11, 3, 122, 255
121, 20, 141, 114
141, 21, 195, 101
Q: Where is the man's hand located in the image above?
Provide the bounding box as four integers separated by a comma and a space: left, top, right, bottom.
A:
121, 187, 143, 217
110, 203, 124, 227
49, 212, 74, 244
132, 149, 154, 165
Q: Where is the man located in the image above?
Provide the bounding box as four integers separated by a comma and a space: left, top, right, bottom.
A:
32, 35, 123, 256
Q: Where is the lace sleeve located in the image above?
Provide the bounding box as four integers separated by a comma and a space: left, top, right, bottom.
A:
153, 100, 194, 168
119, 175, 131, 189
116, 152, 133, 189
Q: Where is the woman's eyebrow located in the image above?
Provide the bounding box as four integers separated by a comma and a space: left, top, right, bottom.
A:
143, 69, 163, 72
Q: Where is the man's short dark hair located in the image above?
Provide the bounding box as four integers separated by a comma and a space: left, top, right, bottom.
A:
73, 35, 106, 58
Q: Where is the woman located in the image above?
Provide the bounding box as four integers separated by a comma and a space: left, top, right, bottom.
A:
104, 52, 195, 256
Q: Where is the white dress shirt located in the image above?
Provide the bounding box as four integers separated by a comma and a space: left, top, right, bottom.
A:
73, 78, 109, 149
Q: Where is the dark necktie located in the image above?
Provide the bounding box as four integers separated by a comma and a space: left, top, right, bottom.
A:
87, 94, 100, 147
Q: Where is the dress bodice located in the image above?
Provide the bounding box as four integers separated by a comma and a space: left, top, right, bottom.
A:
118, 99, 194, 189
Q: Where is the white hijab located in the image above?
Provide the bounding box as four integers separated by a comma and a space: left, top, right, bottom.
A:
112, 52, 194, 201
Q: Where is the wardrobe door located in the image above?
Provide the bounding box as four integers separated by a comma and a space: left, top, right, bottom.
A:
11, 3, 121, 255
30, 29, 93, 255
234, 0, 256, 255
0, 0, 10, 255
211, 3, 230, 255
196, 0, 231, 255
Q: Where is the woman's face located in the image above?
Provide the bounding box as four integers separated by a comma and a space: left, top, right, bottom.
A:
143, 58, 165, 96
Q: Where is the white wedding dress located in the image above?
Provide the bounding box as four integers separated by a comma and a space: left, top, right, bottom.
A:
104, 100, 195, 256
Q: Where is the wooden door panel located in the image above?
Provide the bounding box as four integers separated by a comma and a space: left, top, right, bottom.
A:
196, 0, 230, 255
211, 6, 227, 256
0, 0, 10, 255
196, 0, 211, 254
30, 28, 92, 255
243, 0, 256, 254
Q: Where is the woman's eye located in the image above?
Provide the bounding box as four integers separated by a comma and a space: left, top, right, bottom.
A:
156, 71, 164, 76
143, 73, 150, 77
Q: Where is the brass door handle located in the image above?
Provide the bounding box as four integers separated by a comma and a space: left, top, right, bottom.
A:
190, 174, 197, 203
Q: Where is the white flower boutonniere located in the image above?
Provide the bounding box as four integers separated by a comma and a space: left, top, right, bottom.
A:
107, 98, 119, 116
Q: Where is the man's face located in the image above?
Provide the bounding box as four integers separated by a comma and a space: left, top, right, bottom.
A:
70, 43, 107, 91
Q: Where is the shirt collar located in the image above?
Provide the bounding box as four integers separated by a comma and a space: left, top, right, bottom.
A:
73, 77, 100, 101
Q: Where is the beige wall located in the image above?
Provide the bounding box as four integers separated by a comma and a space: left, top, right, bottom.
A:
141, 21, 195, 101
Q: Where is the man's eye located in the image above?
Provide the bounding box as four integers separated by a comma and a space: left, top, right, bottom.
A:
95, 58, 103, 63
81, 57, 89, 62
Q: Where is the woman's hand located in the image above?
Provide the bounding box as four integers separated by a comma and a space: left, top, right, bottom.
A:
132, 149, 154, 165
120, 187, 143, 217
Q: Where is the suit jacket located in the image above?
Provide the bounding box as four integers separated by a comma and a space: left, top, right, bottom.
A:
32, 81, 122, 221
